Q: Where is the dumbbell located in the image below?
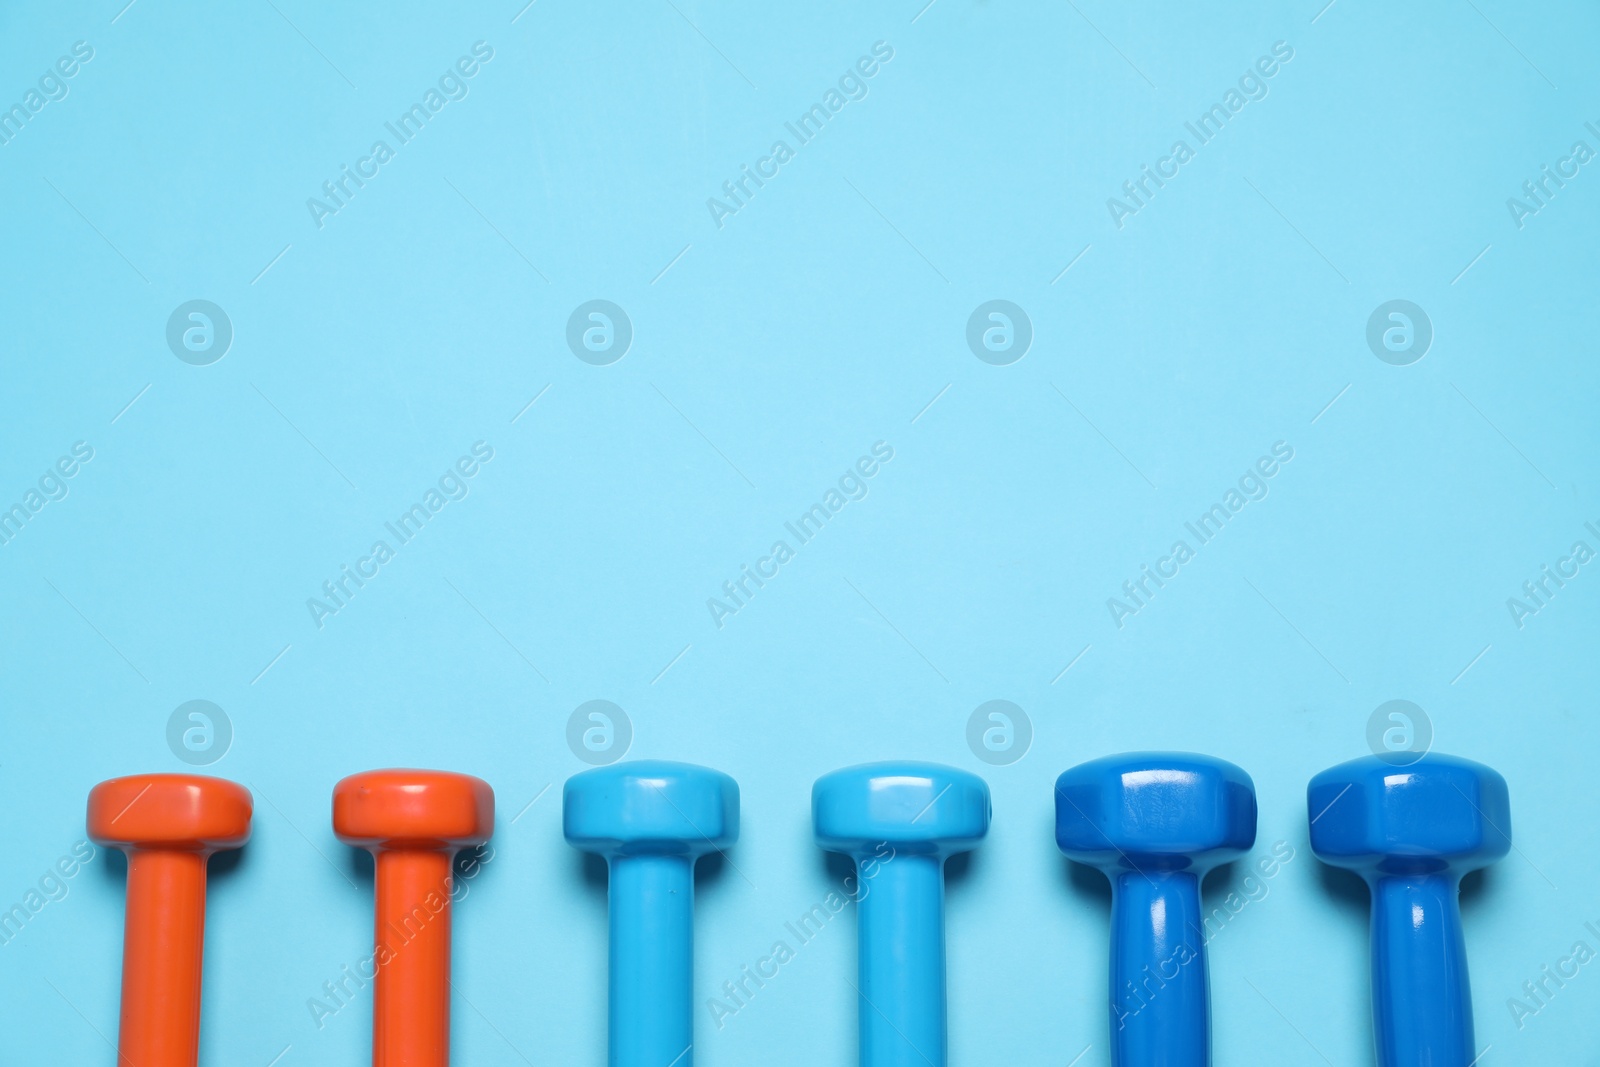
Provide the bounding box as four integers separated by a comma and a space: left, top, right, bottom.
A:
87, 773, 253, 1067
812, 762, 990, 1067
1055, 753, 1256, 1067
1308, 753, 1510, 1066
334, 769, 494, 1067
565, 760, 739, 1067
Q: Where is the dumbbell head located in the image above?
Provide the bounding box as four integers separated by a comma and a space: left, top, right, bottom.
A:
88, 774, 251, 1067
565, 760, 738, 858
1055, 752, 1255, 872
333, 768, 494, 849
813, 761, 990, 857
1308, 753, 1511, 877
88, 773, 252, 853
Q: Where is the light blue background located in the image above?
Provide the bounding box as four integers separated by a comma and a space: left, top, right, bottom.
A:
1, 1, 1596, 1064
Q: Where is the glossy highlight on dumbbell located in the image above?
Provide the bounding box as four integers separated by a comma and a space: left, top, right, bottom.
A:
813, 762, 990, 1067
334, 769, 494, 1067
1308, 753, 1510, 1067
565, 760, 739, 1067
88, 773, 252, 1067
1056, 753, 1256, 1067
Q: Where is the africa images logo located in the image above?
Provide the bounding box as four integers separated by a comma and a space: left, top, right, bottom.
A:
705, 41, 895, 230
1105, 41, 1295, 229
305, 42, 495, 229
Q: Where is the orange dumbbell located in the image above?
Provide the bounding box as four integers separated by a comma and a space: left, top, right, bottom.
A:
334, 769, 494, 1067
87, 773, 253, 1067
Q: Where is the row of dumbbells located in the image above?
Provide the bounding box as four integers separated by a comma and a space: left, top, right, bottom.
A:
84, 750, 1509, 1067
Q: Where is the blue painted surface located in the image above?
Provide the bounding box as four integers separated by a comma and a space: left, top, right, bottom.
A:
1, 1, 1596, 1064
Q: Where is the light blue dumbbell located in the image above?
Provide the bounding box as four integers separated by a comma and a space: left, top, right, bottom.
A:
565, 760, 739, 1067
813, 762, 991, 1067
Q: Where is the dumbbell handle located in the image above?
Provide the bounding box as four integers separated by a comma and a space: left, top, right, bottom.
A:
372, 849, 455, 1067
1369, 874, 1473, 1066
609, 853, 695, 1067
856, 853, 946, 1067
1109, 870, 1209, 1067
118, 849, 209, 1067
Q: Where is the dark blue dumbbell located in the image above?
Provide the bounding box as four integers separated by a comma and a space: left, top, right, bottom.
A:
565, 760, 739, 1067
1055, 753, 1257, 1066
1308, 753, 1510, 1066
813, 762, 990, 1067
